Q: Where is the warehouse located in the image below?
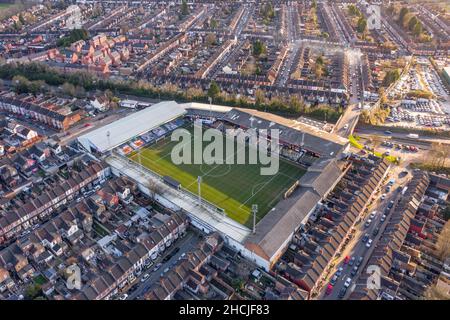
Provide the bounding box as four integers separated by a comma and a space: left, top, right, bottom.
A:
78, 101, 186, 153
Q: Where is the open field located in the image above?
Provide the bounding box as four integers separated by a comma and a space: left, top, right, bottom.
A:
128, 127, 305, 227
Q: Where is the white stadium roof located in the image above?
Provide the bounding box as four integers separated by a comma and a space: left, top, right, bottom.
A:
78, 101, 186, 153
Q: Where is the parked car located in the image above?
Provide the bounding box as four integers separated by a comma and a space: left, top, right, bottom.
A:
344, 256, 350, 264
119, 294, 128, 300
349, 257, 356, 266
373, 228, 380, 236
356, 256, 363, 267
362, 234, 369, 243
335, 267, 344, 277
344, 277, 352, 288
325, 284, 333, 295
381, 214, 387, 222
365, 219, 372, 228
330, 275, 338, 286
351, 266, 358, 277
141, 273, 150, 283
338, 287, 347, 299
366, 239, 373, 248
152, 263, 162, 272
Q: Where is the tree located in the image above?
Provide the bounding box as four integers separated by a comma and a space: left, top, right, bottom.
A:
181, 0, 189, 16
408, 16, 419, 31
252, 40, 266, 57
255, 89, 266, 107
434, 220, 450, 261
443, 205, 450, 221
146, 179, 162, 200
357, 17, 367, 34
382, 69, 400, 87
205, 33, 217, 47
424, 283, 450, 300
398, 7, 409, 24
348, 5, 361, 17
413, 22, 423, 37
62, 82, 76, 96
19, 14, 25, 25
25, 284, 41, 300
207, 81, 220, 99
210, 18, 218, 29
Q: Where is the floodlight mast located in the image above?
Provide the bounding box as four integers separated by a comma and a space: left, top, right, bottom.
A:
252, 204, 258, 234
197, 176, 202, 206
106, 130, 111, 153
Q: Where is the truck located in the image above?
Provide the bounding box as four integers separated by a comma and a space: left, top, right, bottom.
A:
408, 133, 419, 139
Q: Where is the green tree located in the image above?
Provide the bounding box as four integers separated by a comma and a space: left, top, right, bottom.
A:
408, 16, 419, 31
382, 69, 400, 87
399, 7, 409, 24
357, 17, 367, 34
19, 14, 25, 25
252, 40, 266, 57
210, 18, 218, 29
413, 21, 423, 37
348, 5, 361, 16
181, 0, 189, 16
25, 284, 41, 300
207, 81, 220, 99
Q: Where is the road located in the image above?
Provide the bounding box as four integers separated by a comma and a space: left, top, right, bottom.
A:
355, 127, 450, 145
333, 50, 363, 137
125, 231, 200, 300
321, 165, 411, 299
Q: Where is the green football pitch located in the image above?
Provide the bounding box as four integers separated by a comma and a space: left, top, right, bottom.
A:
128, 127, 305, 227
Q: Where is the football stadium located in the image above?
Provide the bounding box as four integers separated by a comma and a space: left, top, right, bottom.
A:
127, 124, 306, 227
78, 101, 350, 270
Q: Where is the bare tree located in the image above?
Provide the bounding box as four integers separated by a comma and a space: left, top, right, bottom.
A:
435, 220, 450, 261
423, 283, 450, 300
146, 179, 162, 200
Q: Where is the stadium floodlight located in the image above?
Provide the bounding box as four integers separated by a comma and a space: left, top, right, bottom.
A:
252, 204, 258, 234
197, 176, 202, 206
106, 130, 111, 149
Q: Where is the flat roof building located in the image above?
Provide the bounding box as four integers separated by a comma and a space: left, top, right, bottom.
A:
78, 101, 186, 153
